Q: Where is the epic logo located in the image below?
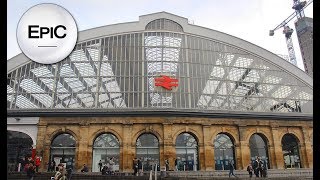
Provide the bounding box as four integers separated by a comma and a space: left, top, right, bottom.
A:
16, 3, 78, 64
28, 25, 67, 39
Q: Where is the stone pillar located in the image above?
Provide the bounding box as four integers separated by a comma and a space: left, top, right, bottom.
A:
198, 142, 205, 170
203, 125, 214, 170
271, 126, 284, 169
36, 122, 47, 172
163, 123, 175, 171
238, 126, 249, 170
268, 144, 276, 169
301, 127, 313, 168
122, 124, 133, 172
77, 123, 89, 171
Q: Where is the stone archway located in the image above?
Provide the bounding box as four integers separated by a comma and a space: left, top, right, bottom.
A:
7, 130, 33, 172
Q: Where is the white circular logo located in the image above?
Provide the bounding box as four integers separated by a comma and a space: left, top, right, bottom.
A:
16, 3, 78, 64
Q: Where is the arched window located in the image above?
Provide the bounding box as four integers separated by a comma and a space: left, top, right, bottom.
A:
136, 133, 159, 171
92, 133, 120, 172
7, 131, 33, 172
175, 133, 199, 171
214, 133, 235, 170
249, 134, 270, 169
281, 134, 301, 169
145, 18, 183, 32
50, 133, 76, 170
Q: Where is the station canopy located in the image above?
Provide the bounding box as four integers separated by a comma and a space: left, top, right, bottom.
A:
7, 13, 313, 116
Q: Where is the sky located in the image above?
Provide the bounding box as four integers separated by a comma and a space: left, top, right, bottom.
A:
7, 0, 313, 71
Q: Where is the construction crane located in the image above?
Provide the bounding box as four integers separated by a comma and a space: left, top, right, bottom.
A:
269, 0, 313, 66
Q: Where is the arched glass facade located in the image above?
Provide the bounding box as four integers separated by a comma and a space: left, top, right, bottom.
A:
281, 134, 301, 169
50, 133, 76, 170
175, 133, 199, 171
136, 133, 159, 171
249, 134, 270, 169
7, 131, 33, 172
92, 133, 120, 172
214, 133, 235, 170
7, 18, 312, 114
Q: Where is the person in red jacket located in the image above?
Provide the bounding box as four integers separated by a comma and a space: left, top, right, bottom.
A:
35, 156, 41, 172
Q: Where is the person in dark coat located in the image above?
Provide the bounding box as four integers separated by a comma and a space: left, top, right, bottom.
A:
51, 160, 56, 172
247, 163, 254, 178
165, 159, 169, 171
138, 158, 143, 176
66, 167, 73, 180
27, 163, 35, 180
132, 157, 138, 176
228, 160, 237, 178
253, 156, 264, 177
98, 160, 102, 172
81, 164, 88, 172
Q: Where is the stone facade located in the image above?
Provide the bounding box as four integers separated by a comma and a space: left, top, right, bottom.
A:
35, 116, 313, 172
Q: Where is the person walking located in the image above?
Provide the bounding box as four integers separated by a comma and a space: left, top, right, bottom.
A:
174, 158, 178, 171
228, 160, 237, 178
133, 157, 138, 176
109, 157, 115, 175
27, 163, 35, 180
247, 163, 254, 178
165, 159, 169, 171
54, 163, 66, 180
137, 158, 143, 176
35, 156, 41, 172
98, 160, 102, 172
80, 164, 88, 173
254, 157, 264, 177
66, 167, 73, 180
51, 160, 56, 172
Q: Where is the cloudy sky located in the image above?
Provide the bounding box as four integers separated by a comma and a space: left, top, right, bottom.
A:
7, 0, 313, 70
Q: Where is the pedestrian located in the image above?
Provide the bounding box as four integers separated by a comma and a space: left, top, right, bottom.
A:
165, 159, 169, 171
228, 160, 237, 178
54, 163, 66, 180
247, 163, 254, 178
138, 157, 143, 176
27, 163, 35, 180
102, 164, 108, 175
133, 157, 138, 176
174, 158, 178, 171
50, 160, 56, 172
98, 160, 102, 172
47, 162, 51, 172
66, 167, 73, 180
81, 164, 88, 172
109, 157, 115, 175
35, 155, 41, 172
262, 163, 267, 177
253, 156, 263, 177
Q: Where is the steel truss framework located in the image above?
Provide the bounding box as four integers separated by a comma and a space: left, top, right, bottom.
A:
7, 18, 313, 114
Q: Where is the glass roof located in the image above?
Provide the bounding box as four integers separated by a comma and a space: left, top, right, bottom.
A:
7, 20, 313, 115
